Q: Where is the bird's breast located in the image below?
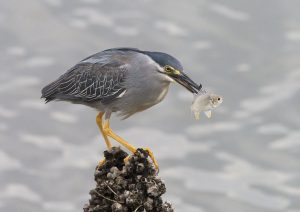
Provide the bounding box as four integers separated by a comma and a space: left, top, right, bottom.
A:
125, 81, 170, 110
154, 84, 169, 104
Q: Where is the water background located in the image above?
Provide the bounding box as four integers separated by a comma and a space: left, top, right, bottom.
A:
1, 0, 300, 211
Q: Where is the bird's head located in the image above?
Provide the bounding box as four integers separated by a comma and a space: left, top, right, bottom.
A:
145, 51, 201, 94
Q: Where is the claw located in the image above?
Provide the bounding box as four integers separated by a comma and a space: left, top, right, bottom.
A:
143, 148, 159, 173
98, 158, 106, 167
124, 149, 159, 173
124, 155, 130, 164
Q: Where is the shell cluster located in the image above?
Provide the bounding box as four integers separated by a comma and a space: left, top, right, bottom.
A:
84, 147, 173, 212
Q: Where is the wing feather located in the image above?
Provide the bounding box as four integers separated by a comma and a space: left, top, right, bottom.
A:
41, 51, 129, 104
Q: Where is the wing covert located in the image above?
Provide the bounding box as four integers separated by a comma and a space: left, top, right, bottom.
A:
42, 62, 127, 104
41, 49, 137, 104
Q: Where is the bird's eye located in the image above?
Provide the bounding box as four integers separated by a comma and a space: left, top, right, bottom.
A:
164, 65, 174, 73
218, 97, 221, 101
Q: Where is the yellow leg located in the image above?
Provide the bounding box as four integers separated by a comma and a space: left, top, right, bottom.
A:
96, 112, 112, 149
103, 120, 136, 153
96, 112, 112, 167
103, 119, 159, 170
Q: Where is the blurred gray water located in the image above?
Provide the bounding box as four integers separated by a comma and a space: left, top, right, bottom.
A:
1, 0, 300, 211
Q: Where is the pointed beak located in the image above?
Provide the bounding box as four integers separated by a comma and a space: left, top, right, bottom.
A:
173, 72, 201, 94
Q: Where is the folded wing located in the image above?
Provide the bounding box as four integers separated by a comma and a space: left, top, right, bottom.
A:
41, 51, 129, 104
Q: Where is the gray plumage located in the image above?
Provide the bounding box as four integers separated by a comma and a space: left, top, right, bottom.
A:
41, 48, 200, 119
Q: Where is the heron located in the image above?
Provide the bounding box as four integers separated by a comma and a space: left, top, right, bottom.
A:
41, 48, 201, 170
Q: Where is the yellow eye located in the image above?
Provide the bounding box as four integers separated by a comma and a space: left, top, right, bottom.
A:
164, 65, 174, 73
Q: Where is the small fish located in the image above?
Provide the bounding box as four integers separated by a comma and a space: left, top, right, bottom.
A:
191, 91, 223, 120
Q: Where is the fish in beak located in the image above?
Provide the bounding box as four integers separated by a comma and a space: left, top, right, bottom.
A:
191, 92, 223, 120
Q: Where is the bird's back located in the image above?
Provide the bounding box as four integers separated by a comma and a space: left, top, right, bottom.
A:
41, 49, 135, 104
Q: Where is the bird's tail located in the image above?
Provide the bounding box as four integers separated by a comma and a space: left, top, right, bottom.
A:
41, 80, 60, 103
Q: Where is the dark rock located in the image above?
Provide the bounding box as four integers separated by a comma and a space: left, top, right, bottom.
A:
84, 147, 173, 212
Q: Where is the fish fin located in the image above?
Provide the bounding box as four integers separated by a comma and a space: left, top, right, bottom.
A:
204, 110, 212, 118
194, 112, 200, 120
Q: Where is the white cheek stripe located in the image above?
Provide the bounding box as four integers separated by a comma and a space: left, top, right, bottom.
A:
163, 74, 174, 82
143, 54, 175, 82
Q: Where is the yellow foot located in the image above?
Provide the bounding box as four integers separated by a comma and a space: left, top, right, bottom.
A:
143, 148, 159, 171
123, 149, 159, 173
124, 155, 130, 164
101, 119, 159, 172
98, 158, 106, 167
